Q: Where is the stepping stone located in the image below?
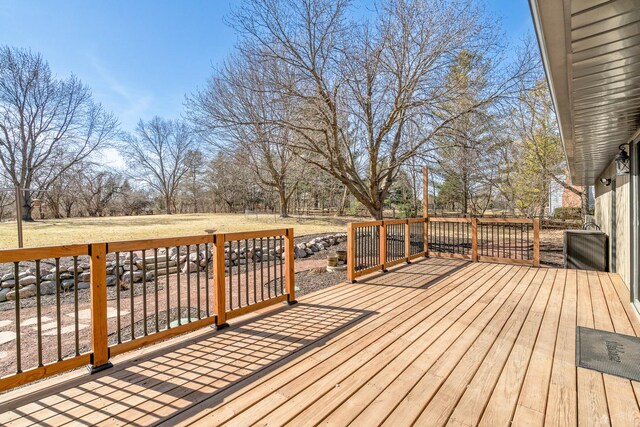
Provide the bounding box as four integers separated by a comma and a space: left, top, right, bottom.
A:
22, 316, 52, 327
0, 320, 12, 329
40, 321, 59, 331
0, 331, 16, 345
43, 324, 88, 336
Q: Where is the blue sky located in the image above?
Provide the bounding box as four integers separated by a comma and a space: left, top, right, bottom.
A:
0, 0, 533, 139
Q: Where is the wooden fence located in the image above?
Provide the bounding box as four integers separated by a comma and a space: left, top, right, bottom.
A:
0, 228, 295, 393
347, 217, 540, 281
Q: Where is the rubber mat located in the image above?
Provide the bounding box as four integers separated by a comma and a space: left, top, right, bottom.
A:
577, 326, 640, 381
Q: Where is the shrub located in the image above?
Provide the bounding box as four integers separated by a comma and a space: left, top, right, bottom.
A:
554, 207, 581, 220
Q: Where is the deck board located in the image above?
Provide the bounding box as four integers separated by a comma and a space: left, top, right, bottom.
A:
1, 258, 639, 426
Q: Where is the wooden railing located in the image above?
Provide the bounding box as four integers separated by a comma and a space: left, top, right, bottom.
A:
347, 217, 540, 280
0, 228, 295, 393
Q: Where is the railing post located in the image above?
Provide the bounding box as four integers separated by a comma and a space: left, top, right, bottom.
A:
88, 242, 112, 374
380, 221, 387, 271
284, 228, 297, 304
213, 233, 229, 329
471, 218, 478, 262
424, 218, 429, 257
533, 219, 540, 267
347, 223, 356, 282
405, 221, 411, 263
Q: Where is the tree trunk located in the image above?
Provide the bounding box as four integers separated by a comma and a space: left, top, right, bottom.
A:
165, 195, 172, 214
336, 186, 348, 217
21, 191, 34, 222
278, 187, 289, 218
366, 201, 384, 220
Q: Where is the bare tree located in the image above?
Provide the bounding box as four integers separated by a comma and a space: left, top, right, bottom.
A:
514, 78, 588, 217
204, 152, 251, 213
187, 54, 300, 217
0, 46, 118, 220
77, 169, 124, 216
122, 117, 195, 214
181, 148, 205, 213
228, 0, 531, 219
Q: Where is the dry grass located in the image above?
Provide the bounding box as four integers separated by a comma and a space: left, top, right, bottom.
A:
0, 213, 353, 249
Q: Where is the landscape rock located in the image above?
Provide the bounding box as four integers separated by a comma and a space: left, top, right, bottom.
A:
1, 280, 16, 289
0, 288, 9, 302
122, 270, 143, 284
76, 282, 90, 290
7, 284, 36, 300
61, 279, 75, 290
39, 281, 57, 295
182, 261, 198, 273
106, 275, 118, 287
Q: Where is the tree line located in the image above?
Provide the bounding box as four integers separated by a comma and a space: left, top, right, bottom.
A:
0, 0, 582, 222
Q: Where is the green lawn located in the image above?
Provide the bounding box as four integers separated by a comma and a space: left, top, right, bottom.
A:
0, 213, 353, 249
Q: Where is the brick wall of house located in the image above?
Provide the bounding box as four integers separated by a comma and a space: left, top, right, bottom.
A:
562, 186, 584, 208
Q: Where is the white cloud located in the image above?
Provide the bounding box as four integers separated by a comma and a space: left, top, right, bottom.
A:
100, 147, 127, 170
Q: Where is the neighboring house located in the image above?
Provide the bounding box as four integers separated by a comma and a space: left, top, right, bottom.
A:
548, 174, 592, 216
548, 178, 563, 215
531, 0, 640, 306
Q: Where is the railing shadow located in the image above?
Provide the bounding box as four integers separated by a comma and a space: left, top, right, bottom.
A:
353, 257, 472, 290
0, 300, 375, 426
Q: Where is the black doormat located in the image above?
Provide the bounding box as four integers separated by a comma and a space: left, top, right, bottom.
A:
577, 326, 640, 381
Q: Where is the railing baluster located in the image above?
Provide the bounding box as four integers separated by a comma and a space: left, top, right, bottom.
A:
197, 243, 202, 320
267, 238, 271, 300
116, 254, 121, 343
260, 237, 264, 300
154, 247, 159, 332
279, 236, 284, 295
165, 247, 170, 329
35, 260, 42, 367
347, 223, 355, 282
142, 249, 148, 335
176, 246, 181, 326
73, 256, 79, 356
237, 240, 242, 307
129, 251, 135, 338
205, 243, 210, 316
55, 258, 62, 361
244, 239, 249, 302
14, 262, 21, 373
252, 238, 257, 303
186, 245, 192, 320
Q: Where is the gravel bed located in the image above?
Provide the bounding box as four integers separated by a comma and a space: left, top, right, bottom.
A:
295, 268, 346, 297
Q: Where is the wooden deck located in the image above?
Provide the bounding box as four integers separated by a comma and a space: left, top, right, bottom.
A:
1, 258, 640, 426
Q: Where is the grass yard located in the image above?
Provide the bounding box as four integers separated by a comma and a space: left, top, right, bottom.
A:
0, 213, 352, 249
